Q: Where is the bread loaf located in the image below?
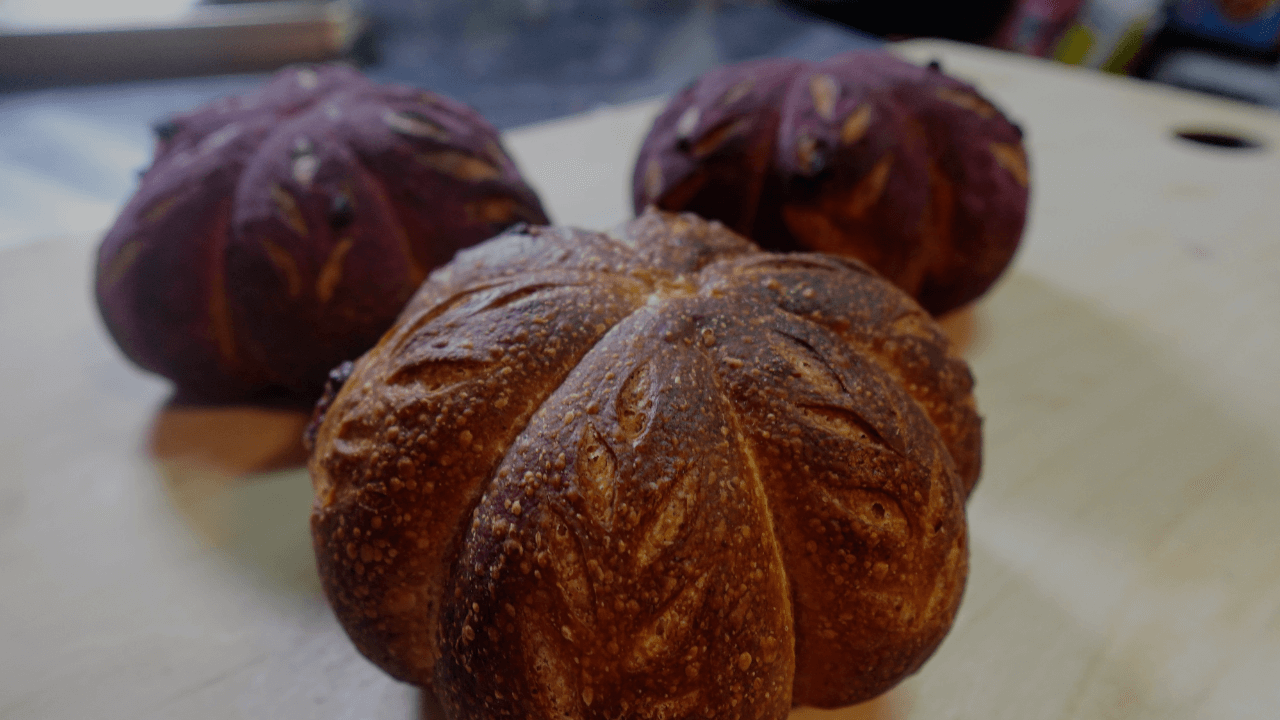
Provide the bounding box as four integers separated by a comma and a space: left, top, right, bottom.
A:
307, 209, 980, 717
95, 64, 547, 404
633, 51, 1029, 316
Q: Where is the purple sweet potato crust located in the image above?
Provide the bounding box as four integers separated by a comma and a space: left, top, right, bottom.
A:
634, 51, 1029, 316
95, 63, 549, 403
632, 57, 804, 238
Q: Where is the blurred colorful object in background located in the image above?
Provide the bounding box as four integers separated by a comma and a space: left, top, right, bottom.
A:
995, 0, 1165, 73
990, 0, 1280, 104
1054, 0, 1164, 71
993, 0, 1090, 56
1168, 0, 1280, 50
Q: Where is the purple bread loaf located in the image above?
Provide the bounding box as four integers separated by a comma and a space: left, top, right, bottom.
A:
634, 51, 1029, 316
96, 63, 548, 404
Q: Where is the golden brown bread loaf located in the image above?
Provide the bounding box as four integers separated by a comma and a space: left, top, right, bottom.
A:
307, 209, 981, 718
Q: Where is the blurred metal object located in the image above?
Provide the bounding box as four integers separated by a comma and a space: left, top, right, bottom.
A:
0, 0, 367, 84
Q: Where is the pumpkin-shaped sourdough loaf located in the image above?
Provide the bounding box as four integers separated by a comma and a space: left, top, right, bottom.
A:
633, 51, 1029, 316
95, 63, 548, 404
307, 209, 981, 719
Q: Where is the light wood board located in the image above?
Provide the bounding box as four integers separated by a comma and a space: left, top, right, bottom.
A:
1, 40, 1278, 719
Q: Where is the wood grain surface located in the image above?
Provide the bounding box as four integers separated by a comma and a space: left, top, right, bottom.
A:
1, 40, 1278, 719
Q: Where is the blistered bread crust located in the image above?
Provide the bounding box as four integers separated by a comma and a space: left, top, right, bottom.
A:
308, 209, 980, 717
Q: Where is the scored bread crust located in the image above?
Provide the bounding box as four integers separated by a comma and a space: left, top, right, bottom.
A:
95, 63, 547, 403
308, 209, 980, 718
633, 51, 1029, 316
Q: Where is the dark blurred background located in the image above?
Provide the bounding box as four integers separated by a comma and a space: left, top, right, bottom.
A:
1, 0, 1276, 247
0, 1, 887, 127
5, 0, 1277, 111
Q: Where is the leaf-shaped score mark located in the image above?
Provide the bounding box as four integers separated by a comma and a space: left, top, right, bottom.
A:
888, 308, 938, 341
623, 572, 708, 674
933, 86, 998, 119
741, 255, 853, 277
769, 329, 907, 456
387, 282, 510, 345
387, 282, 586, 385
642, 158, 664, 204
648, 690, 703, 718
797, 404, 902, 457
465, 197, 527, 226
690, 118, 750, 158
404, 280, 570, 335
414, 149, 503, 182
815, 485, 910, 544
809, 73, 839, 121
521, 619, 583, 717
260, 239, 303, 299
841, 104, 873, 146
480, 282, 572, 313
522, 463, 710, 714
990, 141, 1029, 188
392, 280, 575, 350
615, 360, 655, 443
576, 424, 618, 531
675, 106, 701, 142
384, 109, 450, 141
632, 463, 701, 572
270, 184, 309, 236
769, 329, 847, 399
719, 78, 755, 107
844, 155, 893, 220
546, 515, 597, 628
384, 357, 489, 390
316, 238, 354, 303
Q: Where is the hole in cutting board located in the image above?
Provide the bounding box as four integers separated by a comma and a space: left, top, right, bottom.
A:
1171, 127, 1266, 151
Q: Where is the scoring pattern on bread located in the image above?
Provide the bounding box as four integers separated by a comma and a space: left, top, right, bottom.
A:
308, 209, 980, 718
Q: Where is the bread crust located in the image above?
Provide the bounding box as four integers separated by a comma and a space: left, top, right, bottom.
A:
633, 51, 1029, 316
308, 209, 979, 717
95, 63, 547, 403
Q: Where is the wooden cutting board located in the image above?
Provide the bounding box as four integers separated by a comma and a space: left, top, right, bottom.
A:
1, 40, 1278, 719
